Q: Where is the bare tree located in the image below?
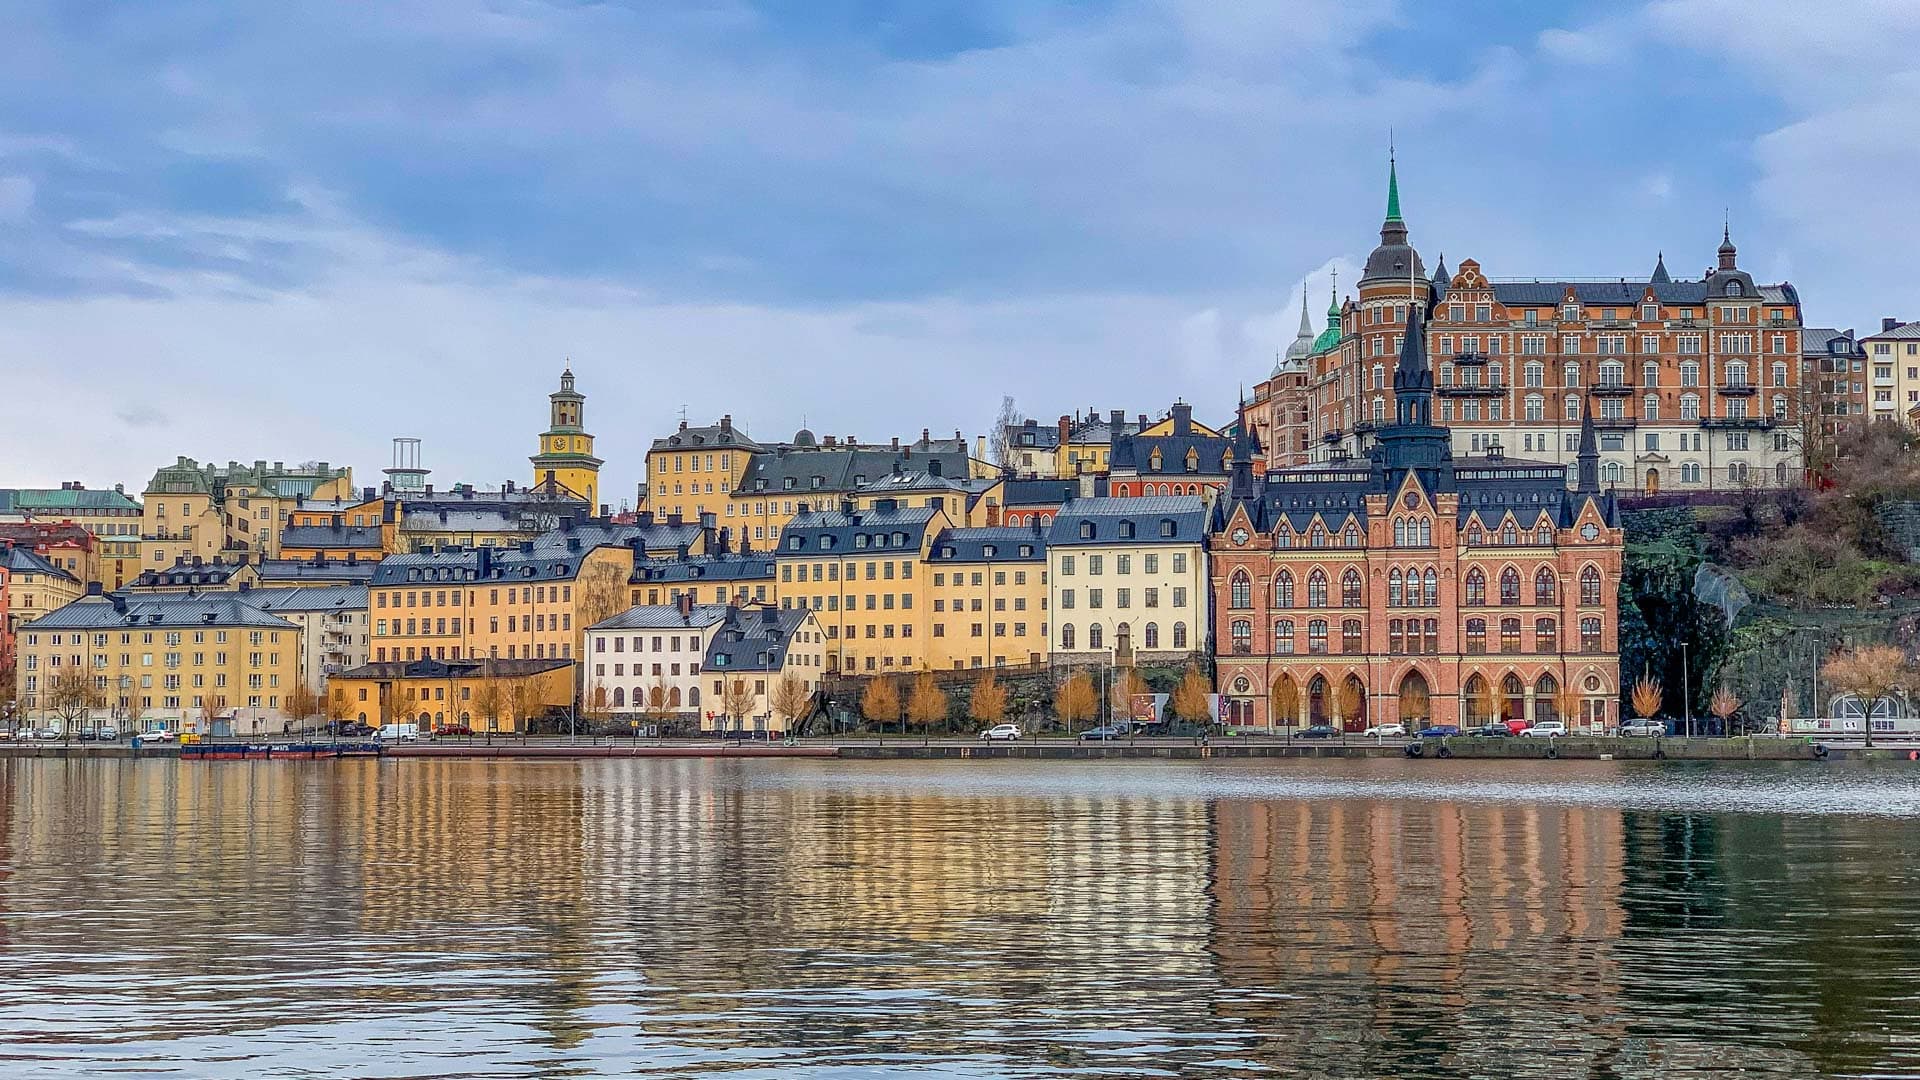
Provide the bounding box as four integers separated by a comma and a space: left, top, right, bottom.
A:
1553, 683, 1584, 733
907, 671, 948, 744
575, 560, 630, 652
1269, 676, 1300, 731
990, 395, 1024, 467
1109, 668, 1147, 727
1710, 686, 1742, 737
284, 685, 322, 734
722, 678, 756, 729
46, 666, 106, 740
325, 685, 351, 732
770, 673, 812, 735
508, 679, 543, 735
198, 695, 226, 740
471, 677, 507, 736
1822, 644, 1913, 748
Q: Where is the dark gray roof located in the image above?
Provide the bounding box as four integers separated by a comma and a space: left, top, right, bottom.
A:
22, 593, 297, 631
1002, 476, 1106, 505
337, 657, 572, 680
704, 606, 813, 674
131, 560, 250, 588
1865, 322, 1920, 341
1045, 497, 1208, 546
928, 527, 1047, 563
255, 558, 377, 583
1487, 279, 1797, 308
279, 523, 383, 550
237, 585, 369, 614
1109, 431, 1234, 475
539, 521, 704, 553
1004, 419, 1061, 451
778, 504, 940, 556
649, 421, 765, 453
370, 542, 612, 586
630, 554, 775, 585
738, 446, 970, 497
1218, 451, 1613, 536
1, 546, 77, 581
591, 603, 731, 631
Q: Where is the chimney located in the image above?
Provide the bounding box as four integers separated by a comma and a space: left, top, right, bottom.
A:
720, 414, 733, 432
1110, 409, 1125, 430
438, 509, 448, 523
192, 555, 204, 568
598, 503, 609, 518
891, 436, 900, 449
566, 537, 582, 553
237, 581, 251, 593
975, 434, 987, 460
86, 581, 103, 596
560, 515, 575, 532
638, 510, 654, 526
111, 593, 127, 615
667, 512, 683, 527
332, 513, 343, 529
839, 498, 855, 516
823, 435, 837, 447
1885, 317, 1903, 333
1059, 415, 1072, 444
761, 605, 778, 624
519, 540, 535, 554
1171, 402, 1193, 436
676, 542, 690, 560
364, 486, 376, 501
505, 480, 515, 493
699, 511, 716, 530
928, 459, 943, 478
922, 428, 931, 445
679, 419, 689, 431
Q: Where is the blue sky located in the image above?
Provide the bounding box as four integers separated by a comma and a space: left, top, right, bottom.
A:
2, 0, 1916, 500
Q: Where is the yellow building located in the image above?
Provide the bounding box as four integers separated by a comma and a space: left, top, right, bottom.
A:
2, 545, 86, 643
530, 367, 604, 513
723, 435, 982, 548
924, 527, 1050, 669
646, 415, 763, 525
328, 656, 576, 732
773, 500, 950, 674
15, 590, 301, 735
139, 457, 354, 569
851, 469, 1006, 527
368, 538, 635, 666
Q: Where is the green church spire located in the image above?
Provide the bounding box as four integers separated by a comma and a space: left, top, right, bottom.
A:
1385, 153, 1402, 224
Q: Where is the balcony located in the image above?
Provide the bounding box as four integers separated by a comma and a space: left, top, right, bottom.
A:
1770, 316, 1792, 327
1700, 416, 1777, 430
1677, 318, 1700, 328
1593, 416, 1638, 431
1451, 351, 1489, 366
1589, 381, 1636, 397
1437, 382, 1508, 398
1322, 429, 1344, 443
1719, 382, 1757, 396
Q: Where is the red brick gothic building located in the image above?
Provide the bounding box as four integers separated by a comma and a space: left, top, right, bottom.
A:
1209, 305, 1623, 733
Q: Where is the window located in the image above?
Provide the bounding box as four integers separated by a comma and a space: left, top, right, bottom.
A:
1341, 569, 1363, 607
1145, 623, 1160, 649
1388, 568, 1404, 607
1500, 567, 1520, 605
1229, 571, 1251, 609
1342, 620, 1363, 654
1580, 617, 1603, 652
1525, 395, 1544, 421
1579, 566, 1603, 605
1274, 570, 1294, 607
1231, 620, 1252, 654
1681, 360, 1700, 386
1307, 620, 1328, 654
1643, 394, 1660, 421
1500, 618, 1522, 653
1060, 624, 1074, 649
1681, 393, 1700, 420
1535, 567, 1556, 604
1535, 617, 1558, 653
1307, 569, 1328, 608
1465, 618, 1487, 654
1171, 623, 1187, 649
1464, 567, 1485, 605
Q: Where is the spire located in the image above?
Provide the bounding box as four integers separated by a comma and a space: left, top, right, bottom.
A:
1651, 251, 1671, 285
1717, 218, 1738, 270
1431, 251, 1449, 285
1576, 398, 1599, 492
1392, 304, 1433, 428
1326, 270, 1340, 319
1385, 151, 1402, 224
1296, 286, 1313, 338
1281, 281, 1317, 368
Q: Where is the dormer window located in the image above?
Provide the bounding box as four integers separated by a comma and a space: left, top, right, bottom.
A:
981, 545, 996, 557
1159, 519, 1176, 538
1184, 448, 1199, 472
1149, 447, 1163, 472
1726, 281, 1744, 296
1079, 522, 1095, 540
855, 534, 869, 549
1119, 521, 1135, 539
1019, 545, 1033, 557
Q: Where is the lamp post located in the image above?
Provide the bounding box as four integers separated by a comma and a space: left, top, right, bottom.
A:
1681, 641, 1692, 738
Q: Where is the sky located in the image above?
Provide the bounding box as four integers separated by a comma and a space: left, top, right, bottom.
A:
2, 0, 1917, 505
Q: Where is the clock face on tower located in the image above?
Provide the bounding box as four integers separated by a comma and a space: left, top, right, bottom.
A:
1230, 528, 1250, 545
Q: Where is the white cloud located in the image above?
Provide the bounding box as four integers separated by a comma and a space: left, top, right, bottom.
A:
1537, 27, 1623, 65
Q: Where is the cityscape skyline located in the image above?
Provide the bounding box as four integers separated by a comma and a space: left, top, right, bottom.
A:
3, 1, 1915, 497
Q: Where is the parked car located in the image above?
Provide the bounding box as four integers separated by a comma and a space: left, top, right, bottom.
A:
95, 727, 120, 741
1417, 725, 1462, 739
1465, 724, 1511, 737
432, 724, 473, 737
34, 727, 60, 740
1503, 718, 1532, 735
329, 721, 375, 738
377, 723, 421, 743
1079, 725, 1126, 742
979, 724, 1022, 742
1363, 722, 1406, 738
1296, 724, 1341, 739
137, 729, 177, 743
1619, 719, 1665, 737
75, 728, 98, 742
1520, 721, 1566, 738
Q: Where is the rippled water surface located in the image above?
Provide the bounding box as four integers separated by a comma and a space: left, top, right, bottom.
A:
4, 756, 1920, 1078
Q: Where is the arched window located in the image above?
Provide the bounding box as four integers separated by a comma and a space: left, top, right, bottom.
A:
1580, 565, 1603, 605
1465, 567, 1486, 606
689, 687, 700, 707
1535, 524, 1552, 546
1388, 618, 1404, 654
1341, 568, 1363, 607
1060, 624, 1075, 649
1727, 280, 1743, 297
1144, 623, 1159, 649
1499, 567, 1521, 605
1500, 522, 1517, 545
1423, 618, 1439, 655
1307, 620, 1328, 654
1418, 519, 1432, 546
1580, 617, 1603, 652
1535, 673, 1562, 722
1465, 618, 1487, 654
1273, 570, 1294, 607
1229, 570, 1251, 610
1500, 617, 1522, 652
1388, 568, 1404, 606
1422, 567, 1438, 606
1502, 673, 1526, 723
1534, 567, 1556, 604
669, 687, 682, 706
612, 687, 625, 707
1230, 620, 1252, 654
1172, 622, 1187, 649
1342, 619, 1363, 654
1089, 624, 1103, 650
1272, 619, 1293, 654
1467, 523, 1484, 545
1394, 519, 1407, 546
1344, 525, 1360, 547
1535, 617, 1558, 653
1307, 569, 1329, 608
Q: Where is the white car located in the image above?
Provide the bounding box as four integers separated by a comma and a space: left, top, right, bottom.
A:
137, 729, 177, 743
979, 724, 1022, 742
1520, 721, 1567, 738
1363, 722, 1406, 738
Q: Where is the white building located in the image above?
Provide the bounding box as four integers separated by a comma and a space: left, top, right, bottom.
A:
1046, 496, 1210, 665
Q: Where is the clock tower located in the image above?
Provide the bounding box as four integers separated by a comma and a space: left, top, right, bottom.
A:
530, 365, 603, 511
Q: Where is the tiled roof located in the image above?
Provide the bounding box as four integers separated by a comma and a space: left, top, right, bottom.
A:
777, 504, 940, 556
1, 546, 78, 581
704, 606, 813, 674
1045, 497, 1208, 546
279, 524, 383, 550
22, 593, 297, 631
630, 554, 775, 584
255, 558, 377, 582
238, 585, 369, 614
370, 542, 614, 586
1487, 279, 1796, 307
0, 487, 141, 513
590, 603, 732, 631
928, 527, 1047, 563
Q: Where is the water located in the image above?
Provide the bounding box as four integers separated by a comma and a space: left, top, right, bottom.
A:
4, 757, 1920, 1078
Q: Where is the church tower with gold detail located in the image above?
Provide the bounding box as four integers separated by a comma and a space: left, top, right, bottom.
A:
530, 365, 602, 511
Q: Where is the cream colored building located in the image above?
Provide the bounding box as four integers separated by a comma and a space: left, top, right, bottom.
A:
585, 600, 825, 732
241, 586, 370, 696
1047, 497, 1211, 666
1862, 320, 1920, 423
